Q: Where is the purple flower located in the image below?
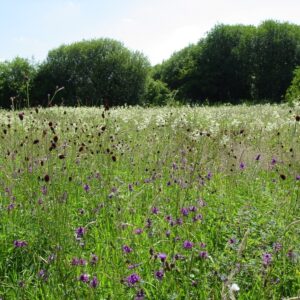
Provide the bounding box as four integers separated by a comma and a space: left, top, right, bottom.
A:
158, 253, 167, 262
90, 276, 99, 288
135, 289, 145, 300
145, 218, 152, 228
174, 253, 185, 260
151, 207, 159, 214
206, 172, 212, 180
181, 207, 189, 216
71, 257, 80, 266
38, 269, 48, 281
128, 263, 141, 269
193, 214, 203, 222
273, 242, 282, 252
176, 218, 183, 225
262, 253, 272, 266
79, 273, 90, 283
165, 230, 171, 237
228, 238, 236, 244
122, 245, 133, 253
75, 226, 86, 238
41, 185, 47, 195
79, 258, 87, 266
189, 206, 197, 212
14, 240, 28, 248
271, 158, 277, 165
183, 240, 193, 249
7, 203, 15, 211
90, 254, 98, 265
126, 273, 141, 286
239, 162, 245, 170
200, 242, 206, 248
199, 251, 208, 259
155, 270, 164, 280
134, 228, 143, 235
83, 184, 90, 192
128, 184, 133, 192
296, 175, 300, 180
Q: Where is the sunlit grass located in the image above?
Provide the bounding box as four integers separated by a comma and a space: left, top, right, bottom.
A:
0, 104, 300, 299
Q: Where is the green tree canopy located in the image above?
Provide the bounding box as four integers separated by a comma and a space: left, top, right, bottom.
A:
0, 57, 36, 109
32, 39, 150, 107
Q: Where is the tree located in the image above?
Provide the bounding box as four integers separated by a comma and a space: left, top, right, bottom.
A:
32, 39, 150, 107
0, 57, 36, 109
253, 20, 300, 102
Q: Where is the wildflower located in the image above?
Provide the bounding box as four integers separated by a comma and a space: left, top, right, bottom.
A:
90, 276, 99, 288
273, 242, 282, 252
155, 270, 164, 280
41, 186, 47, 195
158, 253, 167, 262
79, 273, 90, 283
145, 218, 152, 228
271, 158, 277, 165
79, 258, 87, 266
228, 238, 237, 244
128, 184, 133, 192
75, 226, 86, 238
200, 242, 206, 248
83, 184, 90, 192
296, 175, 300, 180
134, 228, 143, 235
7, 203, 15, 211
239, 162, 245, 170
165, 230, 171, 237
189, 206, 197, 212
230, 283, 240, 292
176, 218, 183, 225
151, 207, 159, 214
71, 257, 80, 266
14, 240, 28, 248
122, 245, 133, 253
128, 263, 141, 269
181, 207, 189, 216
206, 172, 212, 180
183, 240, 193, 249
193, 214, 203, 222
38, 269, 48, 281
90, 254, 98, 265
199, 251, 208, 259
125, 273, 141, 286
262, 253, 272, 266
135, 289, 145, 300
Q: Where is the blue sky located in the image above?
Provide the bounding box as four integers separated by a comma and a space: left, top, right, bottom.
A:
1, 0, 300, 65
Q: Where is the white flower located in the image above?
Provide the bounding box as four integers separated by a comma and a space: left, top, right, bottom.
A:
230, 283, 240, 292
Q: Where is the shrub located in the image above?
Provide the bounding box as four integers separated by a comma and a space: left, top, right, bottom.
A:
285, 67, 300, 103
143, 78, 175, 106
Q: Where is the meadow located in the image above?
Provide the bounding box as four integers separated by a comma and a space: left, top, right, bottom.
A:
0, 104, 300, 299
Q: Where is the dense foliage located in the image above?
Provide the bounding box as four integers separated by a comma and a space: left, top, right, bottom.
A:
1, 20, 300, 107
0, 57, 36, 109
286, 67, 300, 103
155, 20, 300, 104
31, 39, 150, 107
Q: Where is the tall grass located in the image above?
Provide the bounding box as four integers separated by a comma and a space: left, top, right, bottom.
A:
0, 104, 299, 299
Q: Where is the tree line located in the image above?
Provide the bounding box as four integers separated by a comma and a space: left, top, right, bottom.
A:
1, 20, 300, 109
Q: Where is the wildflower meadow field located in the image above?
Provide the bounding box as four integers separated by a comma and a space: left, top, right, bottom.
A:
0, 104, 300, 300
